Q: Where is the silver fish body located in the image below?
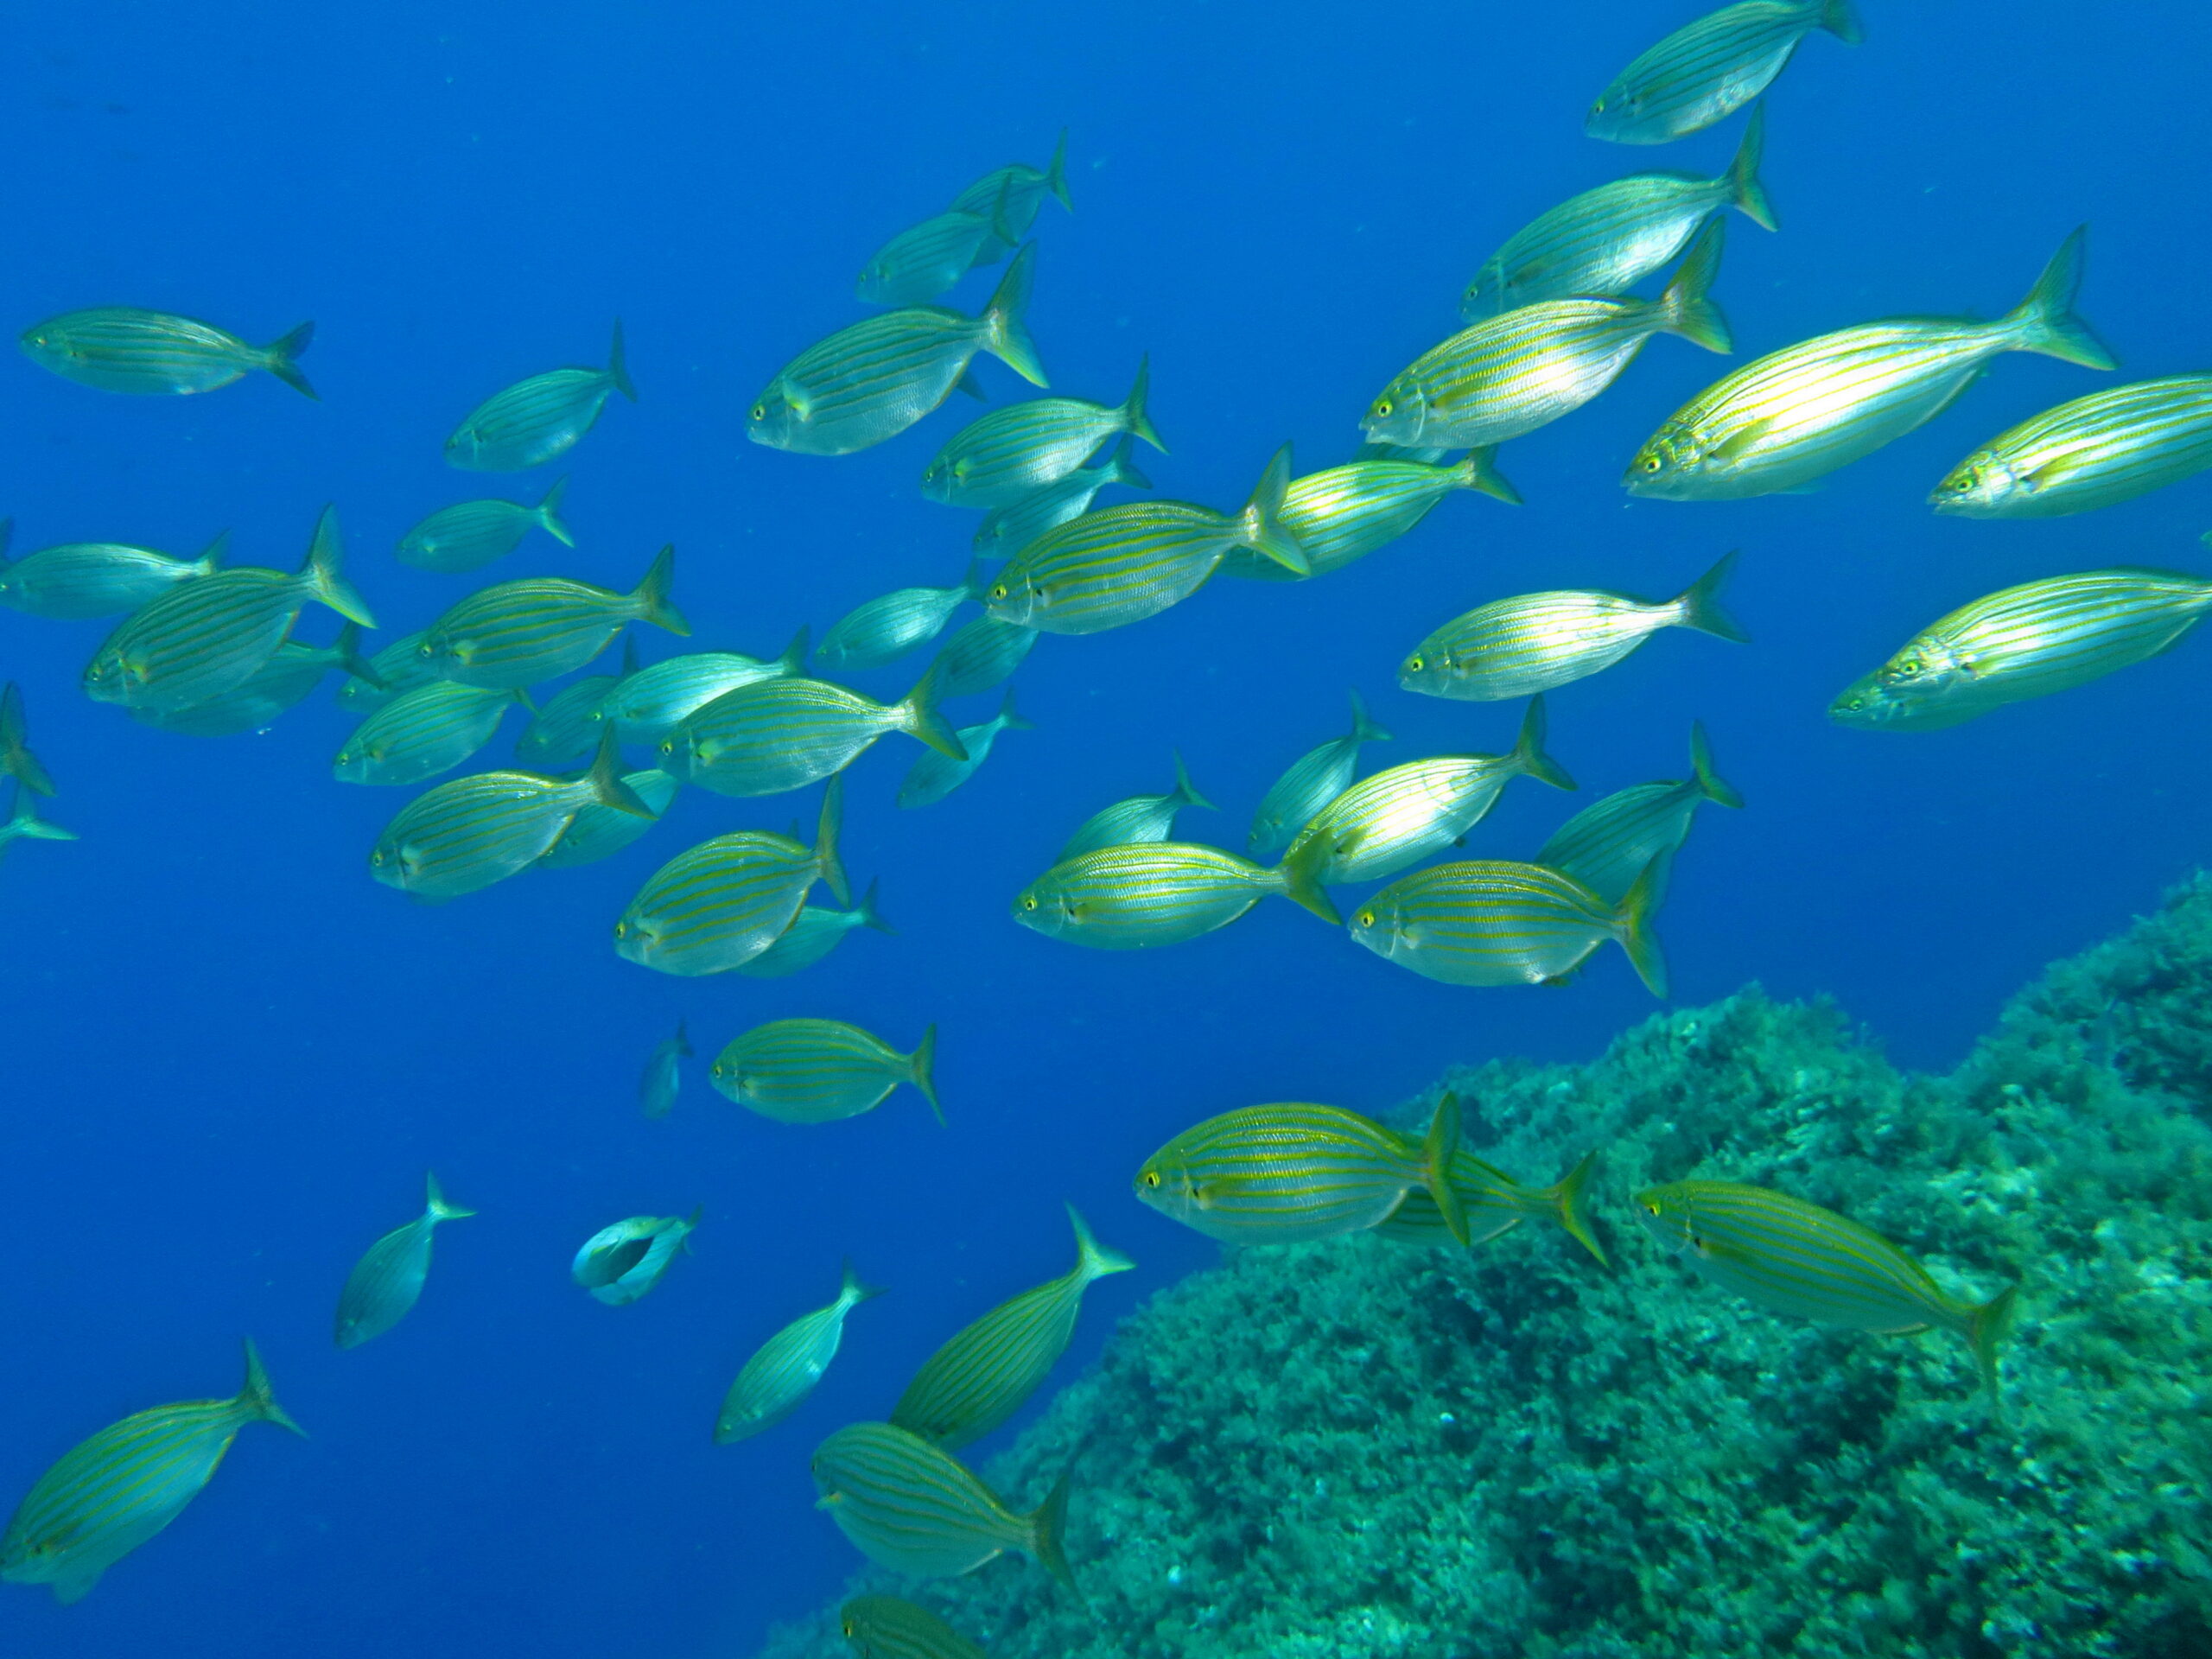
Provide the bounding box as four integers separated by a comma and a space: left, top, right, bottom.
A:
972, 437, 1152, 559
734, 880, 893, 978
513, 671, 626, 769
920, 358, 1164, 507
661, 667, 963, 798
819, 574, 981, 673
718, 1262, 883, 1443
899, 690, 1032, 809
446, 322, 634, 471
1056, 752, 1211, 862
1220, 451, 1519, 583
1586, 0, 1861, 145
1535, 721, 1742, 903
334, 1173, 474, 1349
0, 531, 226, 620
639, 1020, 693, 1120
537, 766, 681, 869
858, 209, 1005, 308
1932, 375, 2212, 519
1350, 857, 1667, 995
572, 1210, 697, 1306
810, 1422, 1073, 1587
417, 545, 687, 690
594, 631, 810, 747
1249, 690, 1394, 862
710, 1019, 940, 1125
947, 130, 1071, 257
397, 478, 574, 572
1014, 842, 1338, 950
925, 615, 1042, 702
132, 626, 376, 738
21, 308, 315, 397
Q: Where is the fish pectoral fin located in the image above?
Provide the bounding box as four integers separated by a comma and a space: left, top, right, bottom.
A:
51, 1565, 104, 1605
2021, 451, 2091, 493
1705, 418, 1776, 466
1872, 1319, 1935, 1337
954, 370, 989, 402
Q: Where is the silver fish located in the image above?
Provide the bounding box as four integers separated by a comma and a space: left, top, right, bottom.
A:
416, 544, 688, 690
446, 321, 635, 471
592, 630, 812, 747
920, 358, 1165, 508
1249, 690, 1394, 861
947, 130, 1071, 259
397, 478, 575, 572
21, 308, 315, 397
925, 615, 1043, 702
1586, 0, 1861, 145
572, 1210, 698, 1306
1014, 841, 1339, 950
1218, 450, 1518, 583
659, 664, 964, 799
0, 528, 227, 620
972, 437, 1152, 559
818, 569, 984, 673
717, 1262, 883, 1443
336, 682, 524, 786
514, 643, 633, 768
1931, 375, 2212, 519
1057, 751, 1211, 862
639, 1020, 693, 1120
537, 766, 682, 869
1536, 721, 1743, 903
334, 1173, 475, 1349
339, 632, 440, 713
133, 624, 379, 738
1351, 856, 1669, 995
734, 880, 893, 979
899, 690, 1033, 809
857, 194, 1011, 308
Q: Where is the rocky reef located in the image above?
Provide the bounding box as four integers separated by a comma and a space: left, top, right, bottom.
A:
760, 877, 2212, 1659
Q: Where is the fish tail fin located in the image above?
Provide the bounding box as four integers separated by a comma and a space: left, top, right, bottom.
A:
1688, 720, 1745, 808
1066, 1202, 1136, 1281
853, 876, 895, 933
959, 556, 991, 601
536, 476, 576, 547
1045, 128, 1072, 212
1167, 748, 1214, 812
1236, 442, 1308, 575
0, 683, 56, 797
1510, 694, 1577, 791
5, 785, 74, 843
195, 529, 232, 575
674, 1017, 694, 1057
1268, 847, 1343, 925
898, 662, 969, 761
302, 505, 378, 628
585, 727, 653, 818
1655, 221, 1732, 353
1539, 1152, 1609, 1266
333, 623, 385, 691
1028, 1467, 1079, 1592
1455, 445, 1523, 505
1614, 856, 1670, 998
425, 1171, 477, 1223
839, 1257, 888, 1306
1967, 1283, 2019, 1402
997, 687, 1037, 733
812, 773, 852, 907
607, 318, 639, 401
1121, 353, 1167, 453
2002, 226, 2117, 369
1672, 550, 1751, 642
630, 544, 690, 636
0, 515, 12, 569
1347, 688, 1393, 746
261, 321, 318, 400
1727, 102, 1779, 231
1817, 0, 1865, 44
239, 1339, 307, 1437
1103, 434, 1153, 493
907, 1024, 944, 1123
1422, 1092, 1471, 1246
981, 244, 1049, 387
774, 625, 812, 676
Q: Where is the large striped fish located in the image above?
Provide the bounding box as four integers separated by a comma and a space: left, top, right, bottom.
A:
1, 682, 57, 798
840, 1595, 989, 1659
1372, 1116, 1609, 1264
1, 529, 227, 620
397, 478, 575, 572
0, 785, 75, 866
710, 1018, 941, 1125
1056, 752, 1211, 862
810, 1421, 1075, 1587
1351, 856, 1668, 996
537, 766, 681, 869
0, 1340, 304, 1604
899, 690, 1033, 810
335, 682, 523, 786
925, 614, 1043, 702
417, 544, 688, 690
921, 357, 1166, 508
638, 1020, 692, 1121
594, 630, 810, 746
857, 204, 1010, 309
132, 624, 378, 738
1829, 568, 2212, 731
21, 307, 315, 397
514, 655, 632, 768
1219, 449, 1519, 583
733, 881, 893, 980
820, 571, 983, 673
1536, 721, 1743, 903
1015, 840, 1339, 950
716, 1261, 884, 1444
890, 1205, 1134, 1449
1627, 226, 2117, 499
1932, 374, 2212, 519
662, 663, 963, 798
972, 437, 1152, 560
1248, 690, 1393, 863
446, 321, 635, 471
572, 1210, 697, 1306
948, 130, 1071, 261
1586, 0, 1861, 145
334, 1173, 475, 1350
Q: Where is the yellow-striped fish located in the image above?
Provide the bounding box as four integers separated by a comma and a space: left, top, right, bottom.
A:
1367, 224, 1730, 450
1628, 226, 2117, 499
1016, 841, 1339, 949
1401, 551, 1747, 702
921, 357, 1166, 507
514, 650, 632, 768
983, 444, 1308, 632
926, 615, 1043, 702
1635, 1179, 2018, 1397
972, 437, 1151, 560
810, 1422, 1075, 1588
397, 478, 575, 572
819, 567, 984, 672
0, 1340, 304, 1604
899, 690, 1033, 810
751, 245, 1046, 456
1056, 751, 1211, 862
717, 1262, 884, 1444
857, 204, 1009, 308
662, 661, 964, 798
1351, 856, 1668, 995
0, 785, 75, 867
890, 1205, 1134, 1449
639, 1020, 692, 1120
1248, 690, 1394, 862
710, 1018, 941, 1125
1932, 374, 2212, 519
1219, 449, 1520, 583
1372, 1120, 1608, 1264
446, 321, 635, 471
131, 624, 379, 739
335, 682, 524, 786
1586, 0, 1861, 144
948, 130, 1071, 258
1136, 1096, 1471, 1245
841, 1595, 989, 1659
734, 880, 893, 979
417, 544, 689, 690
334, 1173, 475, 1350
340, 631, 440, 713
21, 308, 315, 397
594, 630, 811, 746
1, 529, 226, 620
1, 682, 56, 798
1536, 721, 1742, 903
538, 766, 681, 869
573, 1210, 698, 1306
1830, 568, 2212, 731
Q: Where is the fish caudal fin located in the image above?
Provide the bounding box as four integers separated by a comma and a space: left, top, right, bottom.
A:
1457, 446, 1523, 505
1236, 442, 1308, 575
607, 318, 639, 401
906, 1025, 944, 1123
1027, 1467, 1078, 1592
262, 321, 318, 400
1817, 0, 1865, 44
425, 1171, 477, 1224
537, 477, 576, 547
1689, 720, 1745, 809
302, 505, 378, 628
839, 1257, 888, 1307
1422, 1093, 1471, 1246
1167, 748, 1214, 812
1727, 102, 1778, 231
981, 245, 1049, 387
996, 687, 1038, 733
5, 786, 75, 846
1966, 1282, 2019, 1404
1066, 1202, 1136, 1282
1614, 856, 1670, 998
1348, 688, 1393, 746
240, 1339, 308, 1437
581, 728, 652, 819
812, 774, 852, 907
631, 544, 690, 636
1672, 550, 1751, 643
1511, 695, 1577, 791
1103, 434, 1153, 493
853, 876, 894, 933
194, 530, 232, 575
1268, 848, 1343, 925
1, 683, 56, 797
2003, 226, 2118, 370
1656, 222, 1732, 353
1541, 1152, 1609, 1266
773, 625, 812, 677
1045, 129, 1072, 213
333, 624, 385, 691
898, 662, 969, 762
1122, 353, 1167, 453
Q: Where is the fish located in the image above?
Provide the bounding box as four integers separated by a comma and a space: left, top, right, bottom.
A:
749, 245, 1047, 456
1372, 1114, 1608, 1263
340, 632, 441, 713
1281, 696, 1574, 887
899, 690, 1033, 809
1135, 1096, 1471, 1246
711, 1019, 941, 1125
83, 505, 375, 714
513, 650, 632, 768
982, 443, 1307, 632
0, 529, 227, 620
1350, 855, 1669, 996
397, 478, 575, 572
335, 682, 524, 786
1586, 0, 1862, 145
840, 1596, 989, 1659
133, 623, 381, 737
972, 437, 1153, 560
1829, 569, 2212, 731
371, 728, 650, 899
921, 357, 1166, 508
591, 629, 812, 747
1635, 1179, 2018, 1398
537, 766, 683, 869
889, 1205, 1133, 1449
716, 1261, 885, 1444
1464, 105, 1776, 318
948, 130, 1072, 258
639, 1020, 693, 1120
734, 880, 893, 979
1015, 840, 1340, 950
660, 663, 964, 799
1248, 690, 1394, 862
1219, 449, 1520, 583
1365, 223, 1731, 451
811, 1422, 1074, 1588
0, 1339, 304, 1604
1537, 721, 1742, 903
416, 543, 689, 690
446, 321, 635, 471
20, 308, 315, 397
857, 200, 1012, 309
1, 682, 56, 797
1056, 751, 1212, 862
1627, 226, 2117, 499
334, 1173, 475, 1349
925, 616, 1043, 702
572, 1209, 699, 1306
818, 569, 985, 673
0, 785, 75, 867
613, 777, 849, 975
1931, 374, 2212, 520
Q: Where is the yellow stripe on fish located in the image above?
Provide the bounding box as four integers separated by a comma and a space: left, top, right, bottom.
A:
710, 1018, 940, 1125
1219, 449, 1519, 583
717, 1262, 883, 1444
1535, 721, 1743, 903
840, 1595, 990, 1659
1016, 839, 1339, 950
811, 1422, 1075, 1588
418, 544, 688, 690
1933, 374, 2212, 519
1351, 856, 1668, 996
21, 307, 315, 397
445, 321, 634, 471
662, 662, 965, 798
1586, 0, 1861, 145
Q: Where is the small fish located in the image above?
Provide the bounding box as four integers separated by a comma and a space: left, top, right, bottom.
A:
1465, 105, 1776, 318
921, 357, 1166, 508
639, 1020, 694, 1121
83, 505, 375, 714
899, 690, 1033, 810
1282, 697, 1573, 887
749, 245, 1046, 456
614, 778, 848, 975
416, 544, 689, 690
334, 1173, 475, 1350
1366, 223, 1731, 451
711, 1019, 941, 1125
1015, 841, 1339, 950
0, 528, 227, 620
1629, 226, 2116, 499
811, 1422, 1074, 1588
716, 1261, 885, 1444
397, 478, 575, 572
840, 1596, 989, 1659
134, 623, 380, 738
819, 568, 985, 673
1219, 450, 1520, 583
572, 1209, 699, 1306
858, 203, 1010, 308
1135, 1096, 1471, 1246
1372, 1113, 1607, 1263
1248, 691, 1394, 862
371, 728, 650, 899
890, 1205, 1133, 1449
1536, 721, 1742, 903
925, 616, 1042, 702
983, 444, 1307, 632
1829, 569, 2212, 731
0, 785, 75, 867
21, 308, 315, 397
660, 663, 964, 799
592, 630, 812, 747
1635, 1179, 2017, 1398
446, 321, 636, 471
513, 648, 632, 768
947, 130, 1072, 258
335, 682, 524, 786
537, 766, 682, 869
1586, 0, 1862, 144
1056, 751, 1212, 862
1, 682, 56, 797
1350, 855, 1668, 996
972, 437, 1152, 559
1401, 550, 1748, 702
1932, 374, 2212, 520
0, 1340, 303, 1605
339, 631, 440, 713
734, 880, 893, 979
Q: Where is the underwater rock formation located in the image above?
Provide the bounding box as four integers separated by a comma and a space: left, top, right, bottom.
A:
762, 876, 2212, 1658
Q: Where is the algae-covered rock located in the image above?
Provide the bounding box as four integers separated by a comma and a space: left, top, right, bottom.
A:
763, 878, 2212, 1659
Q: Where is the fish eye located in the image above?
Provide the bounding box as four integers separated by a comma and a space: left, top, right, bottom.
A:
1405, 656, 1424, 672
748, 404, 767, 422
1140, 1170, 1160, 1188
1895, 657, 1922, 676
1356, 910, 1375, 927
1643, 1200, 1661, 1216
988, 583, 1010, 601
1372, 397, 1394, 417
1638, 454, 1663, 474
1020, 894, 1039, 911
370, 849, 385, 866
613, 920, 629, 938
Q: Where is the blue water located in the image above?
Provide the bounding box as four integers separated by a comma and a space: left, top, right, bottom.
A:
3, 3, 2208, 1653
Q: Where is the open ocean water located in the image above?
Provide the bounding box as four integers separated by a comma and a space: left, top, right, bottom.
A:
3, 3, 2210, 1656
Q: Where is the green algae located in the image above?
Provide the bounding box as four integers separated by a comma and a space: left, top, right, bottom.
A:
763, 876, 2212, 1659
